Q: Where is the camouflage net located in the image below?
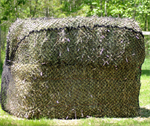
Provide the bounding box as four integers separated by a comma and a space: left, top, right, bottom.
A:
1, 16, 145, 119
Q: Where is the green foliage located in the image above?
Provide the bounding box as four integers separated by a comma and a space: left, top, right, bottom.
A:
0, 0, 150, 63
0, 0, 150, 29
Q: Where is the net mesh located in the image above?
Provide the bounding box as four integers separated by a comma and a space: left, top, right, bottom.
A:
1, 16, 145, 119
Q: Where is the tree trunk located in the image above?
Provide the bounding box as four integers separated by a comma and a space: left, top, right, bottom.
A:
29, 0, 32, 16
100, 0, 103, 16
144, 13, 147, 31
133, 2, 136, 19
33, 0, 38, 17
46, 7, 49, 17
60, 0, 62, 13
90, 3, 93, 12
105, 0, 107, 16
146, 16, 148, 31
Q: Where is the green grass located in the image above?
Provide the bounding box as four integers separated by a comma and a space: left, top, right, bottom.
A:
0, 58, 150, 126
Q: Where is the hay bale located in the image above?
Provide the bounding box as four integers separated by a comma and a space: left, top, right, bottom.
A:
1, 16, 145, 119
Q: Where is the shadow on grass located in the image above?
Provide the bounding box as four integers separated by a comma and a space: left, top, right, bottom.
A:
141, 70, 150, 76
140, 107, 150, 118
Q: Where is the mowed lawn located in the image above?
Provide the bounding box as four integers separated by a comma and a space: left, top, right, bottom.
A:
0, 58, 150, 126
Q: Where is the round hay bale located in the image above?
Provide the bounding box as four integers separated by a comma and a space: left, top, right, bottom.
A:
1, 16, 145, 119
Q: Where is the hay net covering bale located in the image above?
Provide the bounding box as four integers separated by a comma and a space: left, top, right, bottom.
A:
1, 16, 145, 119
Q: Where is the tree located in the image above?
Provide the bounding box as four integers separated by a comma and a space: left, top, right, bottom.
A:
0, 0, 150, 65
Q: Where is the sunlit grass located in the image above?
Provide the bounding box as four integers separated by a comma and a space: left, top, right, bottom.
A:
139, 58, 150, 111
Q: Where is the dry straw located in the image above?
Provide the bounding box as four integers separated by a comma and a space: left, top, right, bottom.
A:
1, 16, 145, 119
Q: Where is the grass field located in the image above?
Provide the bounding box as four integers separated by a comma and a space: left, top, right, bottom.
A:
0, 58, 150, 126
